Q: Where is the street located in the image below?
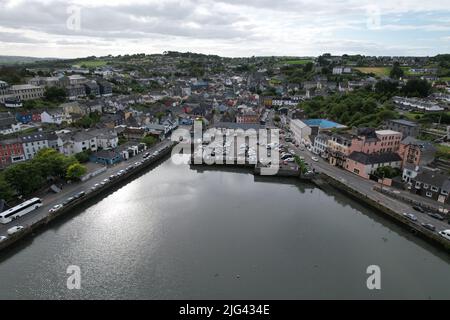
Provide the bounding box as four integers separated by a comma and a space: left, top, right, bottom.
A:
0, 139, 173, 238
283, 137, 450, 234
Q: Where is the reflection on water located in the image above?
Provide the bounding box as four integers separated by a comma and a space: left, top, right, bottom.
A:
0, 159, 449, 299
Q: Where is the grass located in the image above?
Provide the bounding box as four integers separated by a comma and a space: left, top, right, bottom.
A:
282, 59, 313, 65
354, 67, 391, 77
74, 60, 108, 68
440, 77, 450, 81
403, 111, 425, 121
435, 144, 450, 160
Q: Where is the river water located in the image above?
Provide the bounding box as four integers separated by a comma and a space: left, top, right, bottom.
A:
0, 158, 449, 299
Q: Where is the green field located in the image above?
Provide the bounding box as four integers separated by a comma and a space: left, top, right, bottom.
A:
283, 59, 313, 65
354, 67, 391, 76
74, 60, 108, 68
403, 111, 424, 121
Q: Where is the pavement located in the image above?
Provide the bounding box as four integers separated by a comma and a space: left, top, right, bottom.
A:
0, 139, 173, 238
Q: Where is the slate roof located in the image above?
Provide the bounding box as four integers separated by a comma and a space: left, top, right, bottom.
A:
414, 168, 450, 189
348, 152, 402, 165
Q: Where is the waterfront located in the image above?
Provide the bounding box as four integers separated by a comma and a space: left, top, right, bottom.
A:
0, 158, 449, 299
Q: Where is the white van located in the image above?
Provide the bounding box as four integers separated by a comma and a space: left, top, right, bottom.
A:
439, 230, 450, 241
7, 226, 24, 236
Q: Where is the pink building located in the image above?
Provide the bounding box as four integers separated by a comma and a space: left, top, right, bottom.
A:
345, 152, 402, 179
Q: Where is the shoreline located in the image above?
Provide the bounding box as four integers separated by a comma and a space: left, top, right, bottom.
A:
1, 145, 449, 256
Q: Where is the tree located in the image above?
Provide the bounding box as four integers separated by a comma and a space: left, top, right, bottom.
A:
75, 151, 91, 163
141, 135, 157, 147
374, 166, 401, 179
4, 162, 45, 196
44, 87, 67, 103
390, 62, 404, 79
66, 163, 87, 181
402, 79, 432, 98
0, 174, 14, 201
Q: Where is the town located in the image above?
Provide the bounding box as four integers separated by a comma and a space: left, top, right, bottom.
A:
0, 52, 450, 249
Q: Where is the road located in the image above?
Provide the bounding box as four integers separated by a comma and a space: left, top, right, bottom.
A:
0, 139, 173, 238
281, 135, 450, 234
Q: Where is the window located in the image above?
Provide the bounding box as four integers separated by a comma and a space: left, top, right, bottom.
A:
426, 192, 432, 198
423, 184, 429, 189
431, 186, 438, 192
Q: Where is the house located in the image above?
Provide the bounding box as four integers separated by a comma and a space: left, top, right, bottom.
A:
0, 138, 25, 168
41, 110, 72, 125
61, 102, 86, 116
100, 111, 125, 128
66, 84, 86, 100
398, 137, 436, 168
9, 84, 45, 101
84, 81, 100, 97
98, 80, 113, 96
385, 119, 420, 138
345, 152, 402, 179
21, 132, 50, 160
402, 163, 420, 183
59, 131, 97, 156
312, 133, 331, 157
328, 133, 354, 167
89, 128, 118, 150
411, 168, 450, 204
89, 150, 122, 165
236, 109, 259, 124
16, 111, 41, 124
0, 112, 20, 135
123, 127, 146, 141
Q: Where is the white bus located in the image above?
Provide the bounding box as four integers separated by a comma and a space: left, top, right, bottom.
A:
0, 198, 43, 224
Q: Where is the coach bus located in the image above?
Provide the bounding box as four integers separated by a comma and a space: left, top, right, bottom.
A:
0, 198, 43, 224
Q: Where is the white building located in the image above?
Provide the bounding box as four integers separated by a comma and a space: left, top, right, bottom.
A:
20, 132, 62, 160
60, 131, 98, 156
290, 119, 312, 145
41, 110, 72, 125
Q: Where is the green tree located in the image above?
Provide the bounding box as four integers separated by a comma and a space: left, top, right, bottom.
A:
3, 162, 45, 195
141, 135, 157, 147
66, 163, 87, 181
390, 62, 404, 79
0, 174, 14, 201
44, 87, 67, 103
402, 79, 432, 98
374, 166, 401, 179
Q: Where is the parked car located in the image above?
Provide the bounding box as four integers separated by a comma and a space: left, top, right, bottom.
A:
49, 204, 63, 213
311, 156, 319, 162
412, 205, 425, 213
143, 152, 150, 159
439, 230, 450, 241
0, 236, 8, 243
402, 213, 417, 222
428, 212, 445, 221
7, 226, 24, 235
75, 191, 86, 199
91, 183, 101, 191
62, 197, 75, 206
421, 223, 436, 232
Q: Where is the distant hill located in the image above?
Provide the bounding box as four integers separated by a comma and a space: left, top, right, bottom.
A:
0, 56, 59, 66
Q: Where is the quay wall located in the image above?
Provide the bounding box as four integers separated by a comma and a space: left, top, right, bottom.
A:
0, 142, 175, 252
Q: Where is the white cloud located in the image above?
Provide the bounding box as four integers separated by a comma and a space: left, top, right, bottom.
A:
0, 0, 448, 58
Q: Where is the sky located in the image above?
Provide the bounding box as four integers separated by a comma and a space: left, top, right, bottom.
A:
0, 0, 449, 58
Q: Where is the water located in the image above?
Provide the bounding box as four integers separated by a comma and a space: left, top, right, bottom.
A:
0, 158, 449, 299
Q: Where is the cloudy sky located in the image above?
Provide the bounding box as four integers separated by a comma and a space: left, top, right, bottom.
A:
0, 0, 449, 58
